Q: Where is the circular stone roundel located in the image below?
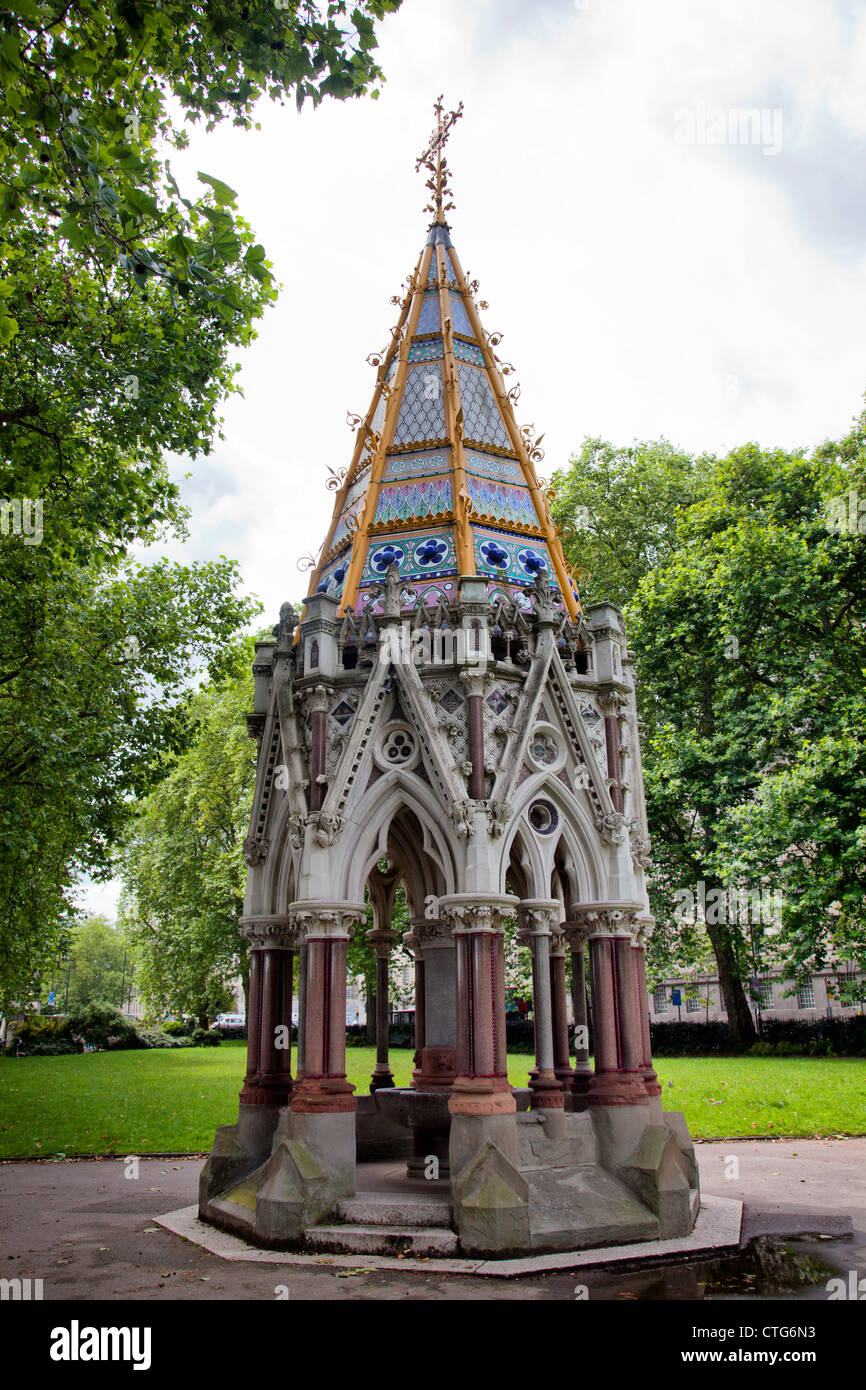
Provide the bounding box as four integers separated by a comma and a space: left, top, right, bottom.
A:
374, 721, 420, 773
526, 722, 566, 774
527, 799, 559, 836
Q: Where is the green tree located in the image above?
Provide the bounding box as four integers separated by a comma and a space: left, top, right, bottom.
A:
61, 915, 134, 1011
0, 0, 400, 1007
119, 637, 260, 1028
550, 437, 708, 609
553, 415, 866, 1046
0, 554, 258, 1013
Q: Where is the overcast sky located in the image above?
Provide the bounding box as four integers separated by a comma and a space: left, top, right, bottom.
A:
80, 0, 866, 920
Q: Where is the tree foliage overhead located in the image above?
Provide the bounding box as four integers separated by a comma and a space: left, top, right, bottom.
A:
0, 1, 400, 1007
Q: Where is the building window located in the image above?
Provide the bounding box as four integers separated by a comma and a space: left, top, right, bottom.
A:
653, 987, 668, 1015
756, 979, 774, 1010
796, 981, 815, 1010
685, 988, 701, 1014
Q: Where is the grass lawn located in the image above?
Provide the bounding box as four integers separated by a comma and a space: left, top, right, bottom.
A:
0, 1044, 864, 1157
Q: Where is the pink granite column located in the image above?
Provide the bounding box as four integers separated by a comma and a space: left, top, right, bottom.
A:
632, 917, 662, 1105
238, 917, 297, 1108
442, 894, 517, 1116
289, 903, 364, 1115
583, 907, 648, 1108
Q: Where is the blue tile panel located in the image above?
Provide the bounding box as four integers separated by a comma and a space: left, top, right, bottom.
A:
457, 363, 511, 450
472, 526, 554, 585
449, 292, 474, 338
454, 339, 485, 366
373, 477, 453, 526
426, 249, 458, 285
330, 473, 370, 550
408, 337, 445, 363
416, 292, 440, 335
317, 549, 352, 597
362, 526, 458, 585
383, 449, 452, 482
467, 477, 539, 530
392, 363, 447, 446
463, 450, 522, 480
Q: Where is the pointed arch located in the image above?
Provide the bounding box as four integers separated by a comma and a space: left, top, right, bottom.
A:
338, 768, 460, 905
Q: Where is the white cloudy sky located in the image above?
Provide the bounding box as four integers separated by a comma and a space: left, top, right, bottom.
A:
80, 0, 866, 919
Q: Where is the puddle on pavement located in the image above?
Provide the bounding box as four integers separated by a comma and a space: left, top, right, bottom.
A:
574, 1237, 841, 1301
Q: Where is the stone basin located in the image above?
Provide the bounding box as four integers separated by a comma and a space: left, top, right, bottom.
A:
374, 1087, 452, 1130
373, 1087, 452, 1181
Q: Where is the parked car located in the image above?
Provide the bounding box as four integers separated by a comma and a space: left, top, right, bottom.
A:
211, 1013, 246, 1030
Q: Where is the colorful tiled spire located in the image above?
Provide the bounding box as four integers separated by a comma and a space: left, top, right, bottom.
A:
308, 100, 581, 622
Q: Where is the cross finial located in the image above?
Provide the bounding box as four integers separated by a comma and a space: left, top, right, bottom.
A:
415, 94, 464, 224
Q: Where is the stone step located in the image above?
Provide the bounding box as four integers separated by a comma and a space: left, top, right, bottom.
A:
306, 1223, 458, 1257
337, 1194, 452, 1228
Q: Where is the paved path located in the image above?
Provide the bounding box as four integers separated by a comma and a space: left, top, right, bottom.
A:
1, 1139, 863, 1301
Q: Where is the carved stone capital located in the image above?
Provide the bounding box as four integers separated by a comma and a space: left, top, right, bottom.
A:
306, 810, 342, 847
516, 898, 560, 941
487, 799, 512, 837
366, 926, 399, 959
567, 901, 643, 939
449, 799, 475, 839
288, 901, 366, 940
549, 924, 568, 958
459, 668, 492, 699
408, 917, 454, 949
307, 684, 331, 715
633, 915, 655, 949
598, 689, 629, 718
562, 919, 590, 951
439, 893, 519, 935
239, 915, 299, 950
242, 835, 269, 868
600, 811, 628, 845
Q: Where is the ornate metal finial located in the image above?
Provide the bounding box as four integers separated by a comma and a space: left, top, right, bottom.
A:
415, 94, 464, 224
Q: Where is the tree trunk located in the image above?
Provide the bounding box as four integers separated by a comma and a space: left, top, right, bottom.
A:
705, 921, 756, 1049
197, 1011, 209, 1031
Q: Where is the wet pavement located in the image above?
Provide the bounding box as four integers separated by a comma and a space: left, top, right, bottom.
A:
1, 1138, 863, 1301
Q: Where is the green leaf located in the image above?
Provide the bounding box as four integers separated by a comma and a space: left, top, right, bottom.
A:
197, 172, 238, 206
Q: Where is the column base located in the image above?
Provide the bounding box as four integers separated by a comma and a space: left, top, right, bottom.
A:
587, 1069, 650, 1107
240, 1073, 294, 1108
566, 1065, 593, 1112
369, 1068, 395, 1092
528, 1068, 565, 1109
449, 1075, 515, 1116
290, 1077, 356, 1114
412, 1045, 457, 1090
641, 1065, 662, 1098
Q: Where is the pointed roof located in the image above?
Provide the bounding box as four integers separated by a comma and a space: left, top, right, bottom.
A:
307, 103, 581, 623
